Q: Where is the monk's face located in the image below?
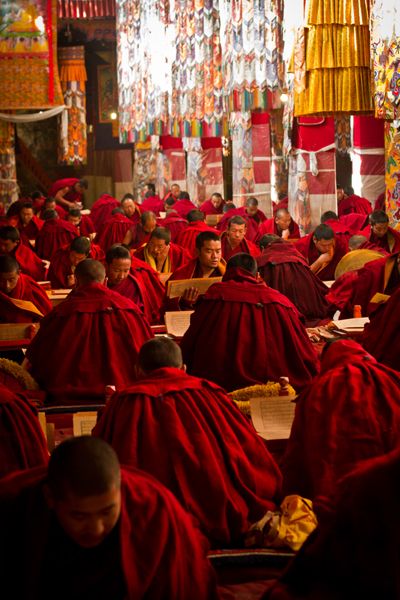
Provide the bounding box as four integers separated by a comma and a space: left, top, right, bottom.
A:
246, 204, 258, 217
0, 270, 19, 294
0, 238, 18, 253
20, 207, 34, 225
148, 238, 169, 259
371, 222, 388, 238
275, 212, 292, 231
197, 239, 222, 270
48, 485, 121, 549
107, 258, 131, 284
45, 201, 56, 212
171, 184, 180, 199
313, 237, 334, 254
211, 194, 223, 209
67, 215, 81, 228
69, 251, 87, 267
227, 224, 246, 248
121, 199, 136, 218
336, 188, 345, 202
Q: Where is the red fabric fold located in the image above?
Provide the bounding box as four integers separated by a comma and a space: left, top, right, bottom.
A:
90, 194, 120, 230
94, 213, 132, 252
294, 233, 348, 281
362, 285, 400, 372
36, 219, 78, 260
175, 221, 216, 258
0, 273, 52, 322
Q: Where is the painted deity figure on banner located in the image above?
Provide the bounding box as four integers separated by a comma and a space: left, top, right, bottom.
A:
0, 0, 49, 55
294, 172, 311, 236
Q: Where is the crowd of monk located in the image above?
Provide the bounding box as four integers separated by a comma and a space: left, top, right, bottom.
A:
1, 177, 400, 599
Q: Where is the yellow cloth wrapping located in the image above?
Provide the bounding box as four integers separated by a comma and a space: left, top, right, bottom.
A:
59, 61, 87, 84
229, 382, 297, 417
306, 0, 370, 25
306, 25, 370, 69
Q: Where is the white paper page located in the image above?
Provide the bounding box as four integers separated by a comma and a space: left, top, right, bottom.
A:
250, 395, 296, 440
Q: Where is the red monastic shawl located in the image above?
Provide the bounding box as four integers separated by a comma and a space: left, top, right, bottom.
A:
294, 232, 349, 280
36, 219, 78, 260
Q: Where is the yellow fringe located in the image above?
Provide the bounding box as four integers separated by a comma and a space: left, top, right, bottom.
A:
306, 0, 370, 26
59, 61, 87, 83
306, 24, 370, 70
229, 382, 297, 417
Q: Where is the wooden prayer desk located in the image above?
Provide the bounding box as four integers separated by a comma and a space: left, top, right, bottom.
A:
0, 322, 38, 351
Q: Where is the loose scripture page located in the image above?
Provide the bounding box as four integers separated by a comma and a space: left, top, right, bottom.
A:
72, 412, 98, 436
164, 311, 194, 337
331, 317, 370, 331
166, 277, 222, 298
250, 395, 296, 440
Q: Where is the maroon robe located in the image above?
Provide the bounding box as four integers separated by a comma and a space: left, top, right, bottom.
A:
130, 255, 165, 324
47, 244, 103, 289
199, 198, 224, 215
218, 207, 266, 242
362, 285, 400, 372
26, 283, 153, 405
0, 384, 48, 478
172, 198, 197, 218
338, 213, 369, 234
175, 221, 217, 258
126, 223, 152, 250
95, 213, 132, 252
374, 191, 385, 211
49, 177, 81, 203
140, 195, 164, 215
107, 274, 144, 316
35, 219, 78, 260
369, 226, 400, 253
272, 197, 288, 215
0, 273, 52, 322
220, 232, 260, 261
323, 218, 353, 239
15, 215, 43, 243
94, 367, 282, 546
90, 194, 120, 230
257, 241, 333, 325
294, 232, 349, 281
77, 214, 96, 237
259, 217, 300, 240
165, 258, 225, 311
13, 243, 45, 281
134, 242, 191, 273
338, 193, 372, 216
0, 466, 218, 600
157, 213, 188, 242
181, 268, 319, 392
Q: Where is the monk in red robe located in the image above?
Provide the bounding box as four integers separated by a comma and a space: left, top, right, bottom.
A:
89, 193, 120, 230
337, 184, 372, 216
35, 210, 78, 261
257, 235, 333, 326
25, 259, 153, 405
95, 207, 133, 252
157, 209, 188, 241
218, 197, 267, 242
140, 183, 164, 215
120, 194, 141, 225
134, 227, 190, 274
171, 191, 197, 218
106, 244, 164, 324
259, 208, 300, 240
47, 236, 93, 289
49, 177, 88, 210
0, 255, 52, 322
181, 253, 318, 392
0, 383, 48, 477
123, 211, 157, 249
13, 201, 43, 245
0, 436, 218, 600
94, 337, 282, 546
66, 208, 96, 239
200, 192, 225, 215
39, 197, 67, 220
295, 224, 348, 281
221, 215, 260, 261
175, 209, 216, 258
319, 210, 354, 240
362, 285, 400, 372
0, 225, 45, 280
368, 209, 400, 253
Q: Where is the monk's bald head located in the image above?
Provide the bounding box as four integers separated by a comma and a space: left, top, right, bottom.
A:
259, 234, 281, 250
349, 235, 368, 250
226, 252, 257, 276
0, 254, 20, 294
139, 337, 183, 373
75, 259, 106, 285
0, 254, 20, 274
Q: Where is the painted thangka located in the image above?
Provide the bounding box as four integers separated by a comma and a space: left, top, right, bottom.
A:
133, 138, 159, 201
230, 112, 255, 208
184, 138, 223, 204
384, 121, 400, 224
0, 0, 62, 109
58, 46, 87, 165
0, 122, 18, 211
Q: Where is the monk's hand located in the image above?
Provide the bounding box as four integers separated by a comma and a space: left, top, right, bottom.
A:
182, 287, 200, 304
67, 273, 76, 288
281, 228, 290, 240
318, 251, 332, 264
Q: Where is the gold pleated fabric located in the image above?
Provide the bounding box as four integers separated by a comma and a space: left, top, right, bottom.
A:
295, 0, 373, 116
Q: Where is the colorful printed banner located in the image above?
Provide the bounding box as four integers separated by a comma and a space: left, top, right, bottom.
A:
385, 120, 400, 226
0, 121, 18, 212
231, 112, 255, 207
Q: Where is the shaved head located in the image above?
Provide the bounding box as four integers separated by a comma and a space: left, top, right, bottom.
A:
75, 259, 106, 285
226, 252, 257, 276
0, 254, 20, 273
138, 337, 183, 373
349, 235, 368, 250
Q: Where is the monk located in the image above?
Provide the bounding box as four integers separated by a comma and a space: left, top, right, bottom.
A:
95, 207, 133, 252
220, 215, 260, 261
0, 225, 45, 280
0, 382, 48, 478
49, 177, 88, 210
163, 182, 181, 203
259, 208, 300, 240
89, 193, 120, 230
295, 224, 348, 281
175, 209, 216, 258
14, 201, 43, 245
0, 255, 52, 322
157, 209, 188, 241
66, 208, 96, 239
106, 244, 164, 324
368, 209, 400, 253
35, 210, 78, 260
135, 227, 190, 274
362, 285, 400, 372
181, 253, 318, 392
140, 183, 164, 215
94, 337, 282, 547
25, 259, 153, 405
200, 192, 225, 215
171, 191, 197, 218
47, 236, 91, 289
218, 197, 267, 242
39, 196, 67, 220
0, 436, 218, 600
319, 210, 354, 240
166, 231, 225, 310
337, 184, 372, 216
120, 194, 141, 225
123, 211, 157, 249
257, 235, 333, 326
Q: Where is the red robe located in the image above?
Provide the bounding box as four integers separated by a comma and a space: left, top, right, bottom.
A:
0, 384, 48, 478
93, 367, 282, 546
35, 219, 78, 260
48, 243, 105, 289
199, 198, 224, 215
13, 243, 45, 281
49, 177, 81, 203
95, 213, 133, 252
294, 232, 349, 281
257, 241, 332, 325
338, 213, 369, 234
218, 207, 266, 242
220, 232, 260, 261
40, 204, 67, 220
89, 194, 120, 230
107, 274, 145, 316
140, 194, 164, 215
369, 226, 400, 253
272, 197, 288, 215
0, 273, 52, 322
258, 217, 300, 240
126, 223, 152, 250
172, 198, 197, 218
362, 285, 400, 372
130, 255, 165, 324
165, 258, 225, 311
175, 221, 216, 258
281, 339, 400, 508
157, 213, 188, 241
181, 268, 319, 392
338, 193, 372, 216
26, 283, 153, 405
0, 466, 218, 600
77, 214, 96, 237
374, 191, 385, 211
135, 242, 190, 273
16, 215, 43, 244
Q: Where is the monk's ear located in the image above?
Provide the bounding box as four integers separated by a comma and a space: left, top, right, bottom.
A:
181, 363, 186, 372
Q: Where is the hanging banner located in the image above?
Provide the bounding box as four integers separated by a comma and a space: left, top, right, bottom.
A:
385, 120, 400, 226
231, 112, 255, 207
0, 121, 18, 212
352, 116, 385, 203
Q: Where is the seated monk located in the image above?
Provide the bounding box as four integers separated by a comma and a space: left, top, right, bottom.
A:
14, 201, 43, 245
181, 253, 318, 392
0, 436, 218, 600
134, 227, 190, 274
48, 177, 88, 210
95, 207, 133, 252
157, 208, 188, 241
258, 208, 300, 240
199, 192, 225, 215
123, 211, 157, 250
171, 191, 197, 218
0, 382, 48, 477
295, 224, 348, 281
93, 337, 282, 547
24, 259, 153, 405
120, 193, 141, 225
368, 209, 400, 253
362, 285, 400, 372
264, 449, 400, 600
218, 197, 266, 242
89, 193, 119, 230
0, 255, 52, 322
257, 235, 333, 326
106, 244, 164, 324
281, 339, 400, 511
337, 184, 372, 217
66, 208, 96, 239
0, 225, 45, 280
35, 209, 78, 261
166, 231, 226, 310
163, 182, 181, 204
47, 236, 92, 289
140, 182, 164, 215
175, 209, 216, 258
39, 196, 67, 220
220, 215, 260, 261
319, 210, 354, 240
